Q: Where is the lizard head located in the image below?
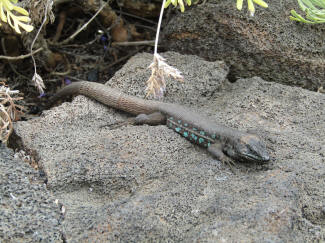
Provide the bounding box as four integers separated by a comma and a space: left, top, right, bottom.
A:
224, 134, 270, 163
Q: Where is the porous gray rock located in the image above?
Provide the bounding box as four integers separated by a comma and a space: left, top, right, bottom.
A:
0, 145, 62, 242
163, 0, 325, 91
13, 52, 325, 242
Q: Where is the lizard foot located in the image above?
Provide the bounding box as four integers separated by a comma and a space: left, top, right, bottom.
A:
207, 143, 237, 173
221, 157, 237, 174
100, 118, 136, 130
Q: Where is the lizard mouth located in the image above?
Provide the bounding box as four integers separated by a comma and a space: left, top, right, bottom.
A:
242, 152, 270, 163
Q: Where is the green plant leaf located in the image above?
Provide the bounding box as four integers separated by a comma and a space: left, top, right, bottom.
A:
291, 0, 325, 24
164, 0, 192, 12
236, 0, 268, 15
0, 0, 34, 33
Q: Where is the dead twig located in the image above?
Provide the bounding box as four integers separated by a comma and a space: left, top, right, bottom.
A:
114, 9, 158, 25
102, 46, 146, 70
0, 47, 43, 60
0, 82, 25, 143
30, 0, 53, 94
1, 38, 30, 81
111, 40, 155, 47
50, 54, 71, 76
52, 2, 108, 46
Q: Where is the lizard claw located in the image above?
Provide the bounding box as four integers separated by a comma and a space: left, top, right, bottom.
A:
221, 157, 237, 174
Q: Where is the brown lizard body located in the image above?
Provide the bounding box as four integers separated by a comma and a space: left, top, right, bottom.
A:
50, 81, 270, 163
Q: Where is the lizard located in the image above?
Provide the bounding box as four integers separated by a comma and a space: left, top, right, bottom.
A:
49, 81, 270, 164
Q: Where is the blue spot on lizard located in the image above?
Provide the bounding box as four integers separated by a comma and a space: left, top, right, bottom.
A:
191, 134, 198, 141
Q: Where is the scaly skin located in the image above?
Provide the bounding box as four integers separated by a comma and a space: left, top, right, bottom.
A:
50, 81, 270, 163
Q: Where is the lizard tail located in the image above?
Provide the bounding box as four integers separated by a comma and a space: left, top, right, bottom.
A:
48, 81, 160, 115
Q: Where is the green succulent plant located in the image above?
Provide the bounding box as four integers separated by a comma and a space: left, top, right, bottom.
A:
0, 0, 34, 33
164, 0, 269, 15
290, 0, 325, 23
236, 0, 268, 16
164, 0, 192, 12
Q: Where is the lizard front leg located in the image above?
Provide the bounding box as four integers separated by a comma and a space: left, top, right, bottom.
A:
208, 143, 236, 168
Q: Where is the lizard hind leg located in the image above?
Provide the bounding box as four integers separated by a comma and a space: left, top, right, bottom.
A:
100, 112, 166, 130
99, 117, 136, 130
134, 112, 166, 126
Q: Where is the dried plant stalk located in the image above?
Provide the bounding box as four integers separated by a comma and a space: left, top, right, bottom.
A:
146, 0, 184, 98
0, 82, 25, 143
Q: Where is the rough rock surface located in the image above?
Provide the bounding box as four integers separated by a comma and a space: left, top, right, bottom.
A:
0, 145, 62, 242
163, 0, 325, 91
11, 52, 325, 242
